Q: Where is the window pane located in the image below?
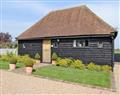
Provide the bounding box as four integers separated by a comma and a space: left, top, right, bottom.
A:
53, 42, 58, 48
85, 40, 88, 46
77, 40, 84, 47
73, 40, 76, 47
98, 42, 103, 48
23, 44, 25, 48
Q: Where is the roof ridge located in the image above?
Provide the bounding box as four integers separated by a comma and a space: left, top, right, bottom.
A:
51, 5, 87, 13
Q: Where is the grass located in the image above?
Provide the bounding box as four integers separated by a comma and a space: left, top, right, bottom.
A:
0, 61, 25, 69
114, 49, 120, 54
33, 65, 111, 88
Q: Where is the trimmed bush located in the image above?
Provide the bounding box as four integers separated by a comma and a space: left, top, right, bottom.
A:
57, 59, 68, 67
52, 52, 58, 60
101, 65, 112, 72
34, 53, 40, 60
17, 55, 29, 63
9, 56, 17, 64
54, 57, 112, 73
72, 60, 85, 70
94, 65, 101, 71
17, 55, 22, 63
87, 62, 96, 71
64, 58, 73, 66
17, 55, 35, 66
23, 56, 35, 67
87, 62, 102, 71
0, 55, 10, 62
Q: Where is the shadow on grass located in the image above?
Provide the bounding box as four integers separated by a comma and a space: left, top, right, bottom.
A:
32, 69, 36, 72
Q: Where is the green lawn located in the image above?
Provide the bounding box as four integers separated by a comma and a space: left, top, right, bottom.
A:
0, 61, 25, 69
33, 65, 111, 88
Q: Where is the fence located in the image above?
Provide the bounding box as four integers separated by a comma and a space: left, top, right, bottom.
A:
0, 48, 17, 55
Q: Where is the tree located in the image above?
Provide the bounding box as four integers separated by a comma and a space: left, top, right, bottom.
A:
0, 32, 12, 43
0, 32, 13, 48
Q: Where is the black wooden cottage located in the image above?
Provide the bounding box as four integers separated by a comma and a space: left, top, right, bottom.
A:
17, 5, 117, 67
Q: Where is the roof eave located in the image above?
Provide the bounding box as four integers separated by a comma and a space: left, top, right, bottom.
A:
17, 34, 112, 40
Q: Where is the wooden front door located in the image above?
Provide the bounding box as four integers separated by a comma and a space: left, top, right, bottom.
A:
42, 40, 51, 63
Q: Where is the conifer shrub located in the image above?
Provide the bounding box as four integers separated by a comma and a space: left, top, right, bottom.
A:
34, 53, 40, 60
52, 52, 58, 61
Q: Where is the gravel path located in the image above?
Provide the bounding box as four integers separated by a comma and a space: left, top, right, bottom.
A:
0, 63, 119, 95
113, 63, 120, 93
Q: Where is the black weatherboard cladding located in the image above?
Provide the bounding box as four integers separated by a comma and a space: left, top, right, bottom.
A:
18, 40, 42, 58
51, 37, 113, 66
18, 37, 113, 66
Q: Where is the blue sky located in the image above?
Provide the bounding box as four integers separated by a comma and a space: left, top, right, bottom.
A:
0, 0, 120, 48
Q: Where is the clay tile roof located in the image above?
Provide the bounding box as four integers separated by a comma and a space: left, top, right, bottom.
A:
17, 5, 116, 40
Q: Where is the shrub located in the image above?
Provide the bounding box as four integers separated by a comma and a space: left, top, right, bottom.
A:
87, 62, 102, 71
17, 55, 24, 63
34, 53, 40, 60
0, 55, 10, 62
52, 52, 58, 60
56, 57, 62, 66
9, 56, 17, 64
23, 56, 35, 67
94, 65, 101, 71
64, 58, 73, 66
101, 65, 112, 72
72, 60, 85, 70
17, 55, 30, 63
57, 59, 68, 67
87, 62, 96, 71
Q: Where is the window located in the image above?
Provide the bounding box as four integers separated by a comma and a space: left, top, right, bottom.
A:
73, 40, 77, 47
22, 44, 26, 48
53, 42, 58, 48
73, 40, 89, 48
98, 42, 103, 48
85, 40, 89, 47
77, 40, 85, 47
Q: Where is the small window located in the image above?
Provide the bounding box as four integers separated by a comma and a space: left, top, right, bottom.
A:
77, 40, 85, 47
23, 44, 26, 48
73, 40, 77, 47
53, 42, 58, 48
98, 42, 103, 48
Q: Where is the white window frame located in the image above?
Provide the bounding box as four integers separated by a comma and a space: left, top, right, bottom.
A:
23, 44, 26, 48
73, 40, 77, 47
77, 40, 85, 47
98, 42, 103, 48
73, 40, 89, 48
